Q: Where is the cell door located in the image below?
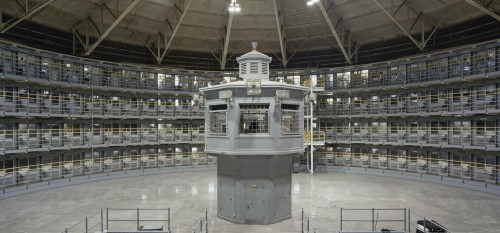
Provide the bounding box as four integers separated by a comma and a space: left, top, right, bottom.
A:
244, 181, 264, 223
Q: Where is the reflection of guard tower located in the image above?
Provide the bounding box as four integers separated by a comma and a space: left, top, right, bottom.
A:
199, 42, 309, 224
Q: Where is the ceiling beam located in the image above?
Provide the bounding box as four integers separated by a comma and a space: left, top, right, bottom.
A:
102, 2, 117, 19
465, 0, 500, 21
83, 0, 141, 56
272, 0, 287, 67
409, 12, 422, 32
392, 0, 408, 16
133, 31, 160, 61
423, 15, 445, 47
287, 39, 309, 63
372, 0, 423, 50
0, 0, 56, 33
220, 12, 234, 70
156, 0, 193, 64
87, 16, 101, 36
316, 0, 352, 63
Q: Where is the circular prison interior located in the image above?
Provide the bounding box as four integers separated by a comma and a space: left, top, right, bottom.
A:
0, 0, 500, 232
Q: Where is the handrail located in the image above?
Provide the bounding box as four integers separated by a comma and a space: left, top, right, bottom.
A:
301, 208, 318, 233
60, 209, 103, 233
106, 208, 170, 231
304, 131, 325, 142
339, 208, 406, 232
192, 208, 208, 233
0, 152, 216, 179
408, 209, 452, 233
60, 208, 171, 233
0, 150, 496, 196
337, 208, 452, 233
0, 39, 498, 93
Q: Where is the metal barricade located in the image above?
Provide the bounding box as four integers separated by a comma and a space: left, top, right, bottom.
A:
408, 209, 452, 233
339, 208, 406, 233
60, 209, 103, 233
192, 208, 208, 233
301, 208, 318, 233
106, 208, 170, 232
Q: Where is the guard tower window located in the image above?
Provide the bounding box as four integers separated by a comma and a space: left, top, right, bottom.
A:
281, 104, 300, 135
209, 104, 228, 136
240, 104, 269, 134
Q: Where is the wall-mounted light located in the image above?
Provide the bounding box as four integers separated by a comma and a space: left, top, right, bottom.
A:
246, 79, 261, 95
305, 93, 317, 105
219, 90, 234, 106
192, 93, 205, 107
275, 90, 290, 106
229, 0, 241, 12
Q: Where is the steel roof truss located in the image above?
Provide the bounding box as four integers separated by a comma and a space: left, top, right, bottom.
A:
102, 3, 117, 20
157, 0, 193, 64
83, 0, 142, 56
373, 0, 424, 50
273, 0, 288, 67
0, 0, 56, 33
316, 0, 352, 64
220, 11, 234, 70
465, 0, 500, 21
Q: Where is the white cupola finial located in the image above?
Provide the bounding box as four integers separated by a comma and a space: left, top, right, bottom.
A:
251, 42, 258, 51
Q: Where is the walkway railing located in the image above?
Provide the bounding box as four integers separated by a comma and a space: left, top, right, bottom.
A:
314, 152, 499, 185
0, 152, 217, 197
106, 208, 170, 232
301, 208, 318, 233
340, 208, 406, 232
60, 209, 103, 233
191, 209, 208, 233
408, 209, 451, 233
336, 208, 452, 233
62, 208, 171, 232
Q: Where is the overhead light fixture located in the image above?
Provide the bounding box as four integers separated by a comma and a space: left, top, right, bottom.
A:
306, 0, 319, 6
229, 0, 241, 12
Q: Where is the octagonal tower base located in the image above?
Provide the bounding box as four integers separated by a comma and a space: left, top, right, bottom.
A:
217, 155, 292, 224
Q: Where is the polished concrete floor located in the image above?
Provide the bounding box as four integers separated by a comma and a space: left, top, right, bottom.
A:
0, 171, 499, 233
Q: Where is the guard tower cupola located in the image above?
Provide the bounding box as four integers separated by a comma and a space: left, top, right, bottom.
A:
236, 42, 272, 81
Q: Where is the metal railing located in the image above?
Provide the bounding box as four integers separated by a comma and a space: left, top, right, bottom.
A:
340, 208, 406, 232
314, 152, 498, 184
304, 131, 325, 143
0, 150, 497, 196
106, 208, 170, 232
60, 208, 171, 233
0, 89, 205, 119
60, 209, 103, 233
408, 209, 451, 233
317, 86, 500, 117
337, 208, 452, 233
191, 209, 208, 233
0, 126, 205, 154
0, 152, 217, 194
0, 39, 499, 95
320, 124, 499, 149
301, 208, 318, 233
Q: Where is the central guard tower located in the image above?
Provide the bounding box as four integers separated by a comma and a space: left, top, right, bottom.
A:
199, 42, 308, 224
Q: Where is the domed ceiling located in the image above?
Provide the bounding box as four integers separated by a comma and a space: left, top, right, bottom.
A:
1, 0, 499, 70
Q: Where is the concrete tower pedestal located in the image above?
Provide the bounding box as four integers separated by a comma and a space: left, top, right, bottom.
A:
200, 43, 308, 224
217, 155, 291, 224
